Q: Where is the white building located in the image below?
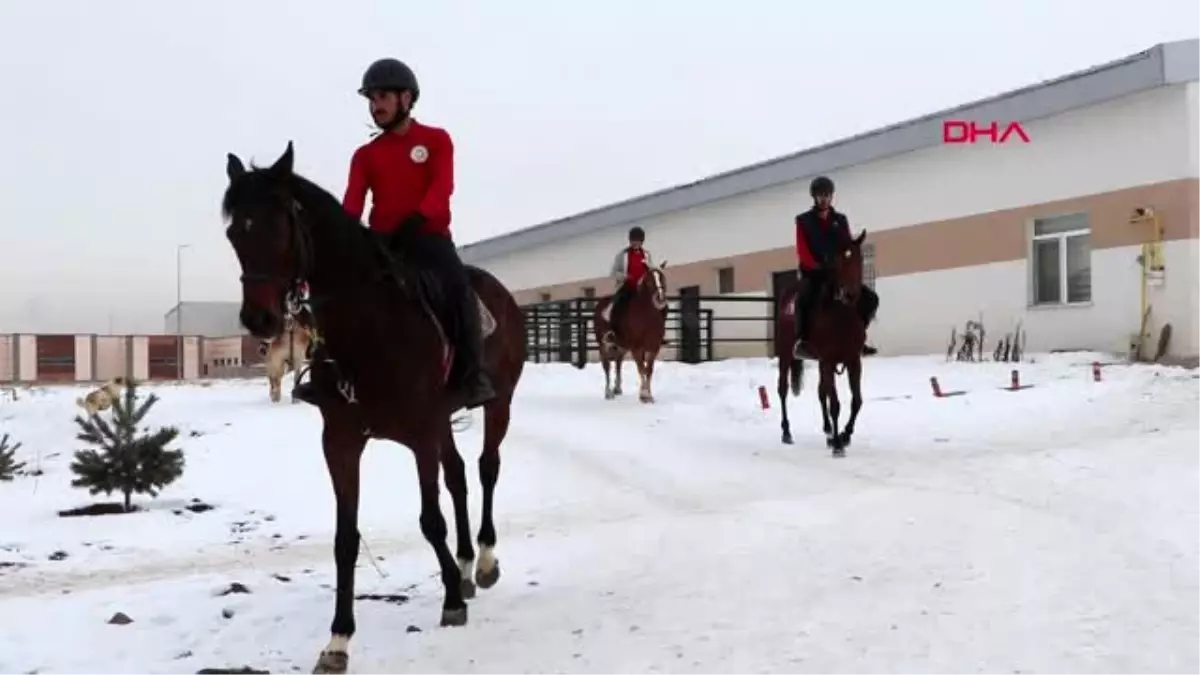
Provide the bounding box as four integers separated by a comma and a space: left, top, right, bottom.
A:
461, 39, 1199, 362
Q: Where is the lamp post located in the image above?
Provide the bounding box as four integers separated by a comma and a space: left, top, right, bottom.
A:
176, 243, 191, 379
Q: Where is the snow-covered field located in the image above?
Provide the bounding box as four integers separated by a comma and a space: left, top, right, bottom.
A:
0, 353, 1196, 674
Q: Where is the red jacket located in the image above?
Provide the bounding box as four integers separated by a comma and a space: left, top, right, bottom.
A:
624, 248, 648, 287
795, 207, 852, 271
342, 120, 454, 237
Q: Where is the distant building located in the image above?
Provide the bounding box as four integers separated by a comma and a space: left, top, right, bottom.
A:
163, 301, 245, 337
462, 39, 1199, 360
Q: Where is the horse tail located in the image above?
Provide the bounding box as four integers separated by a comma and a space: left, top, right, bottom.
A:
790, 358, 803, 396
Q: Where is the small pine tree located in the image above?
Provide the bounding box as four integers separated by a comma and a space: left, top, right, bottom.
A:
70, 380, 185, 512
0, 433, 26, 481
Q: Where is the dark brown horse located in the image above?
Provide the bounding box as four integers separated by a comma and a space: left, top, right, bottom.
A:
772, 231, 868, 456
222, 142, 526, 674
575, 263, 668, 402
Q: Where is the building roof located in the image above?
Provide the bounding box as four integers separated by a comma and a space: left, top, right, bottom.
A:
460, 38, 1198, 263
163, 300, 240, 320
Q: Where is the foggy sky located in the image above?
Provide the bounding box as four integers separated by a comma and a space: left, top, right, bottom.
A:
0, 0, 1196, 334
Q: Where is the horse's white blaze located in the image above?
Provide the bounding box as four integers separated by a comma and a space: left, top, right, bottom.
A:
323, 634, 350, 655
477, 545, 497, 574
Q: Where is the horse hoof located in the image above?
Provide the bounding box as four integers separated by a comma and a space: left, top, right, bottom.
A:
605, 391, 615, 400
613, 388, 623, 397
313, 650, 348, 674
782, 432, 794, 445
832, 447, 846, 458
440, 606, 469, 627
475, 561, 501, 590
461, 578, 477, 599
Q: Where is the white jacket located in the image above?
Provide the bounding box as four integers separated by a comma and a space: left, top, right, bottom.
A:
610, 246, 655, 285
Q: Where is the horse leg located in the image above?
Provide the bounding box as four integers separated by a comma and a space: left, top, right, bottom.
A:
602, 353, 615, 400
439, 425, 476, 600
312, 419, 368, 675
639, 352, 656, 403
613, 350, 625, 397
778, 358, 793, 444
839, 357, 864, 449
819, 361, 845, 457
269, 373, 281, 403
413, 423, 469, 627
475, 399, 510, 590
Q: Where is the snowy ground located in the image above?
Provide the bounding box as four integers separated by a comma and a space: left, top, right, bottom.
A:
0, 352, 1196, 674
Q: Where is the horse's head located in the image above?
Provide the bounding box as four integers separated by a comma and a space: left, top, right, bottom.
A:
831, 231, 867, 305
221, 141, 310, 340
643, 260, 669, 310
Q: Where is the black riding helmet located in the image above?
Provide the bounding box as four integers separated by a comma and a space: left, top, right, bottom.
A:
810, 175, 835, 198
359, 58, 420, 105
628, 226, 646, 242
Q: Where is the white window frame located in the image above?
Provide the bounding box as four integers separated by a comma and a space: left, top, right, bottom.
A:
1029, 213, 1091, 307
862, 241, 877, 290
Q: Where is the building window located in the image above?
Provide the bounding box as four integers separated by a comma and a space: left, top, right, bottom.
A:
539, 292, 551, 303
581, 286, 596, 298
717, 266, 735, 294
1031, 212, 1091, 306
862, 242, 877, 290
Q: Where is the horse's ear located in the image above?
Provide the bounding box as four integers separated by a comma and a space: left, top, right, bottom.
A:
270, 140, 295, 177
855, 230, 867, 246
660, 259, 668, 269
226, 153, 246, 181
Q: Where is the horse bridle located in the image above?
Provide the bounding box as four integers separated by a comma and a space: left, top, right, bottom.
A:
237, 198, 317, 323
645, 267, 667, 309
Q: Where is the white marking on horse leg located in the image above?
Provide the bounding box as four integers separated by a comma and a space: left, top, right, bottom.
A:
458, 557, 475, 581
323, 634, 350, 655
477, 545, 497, 575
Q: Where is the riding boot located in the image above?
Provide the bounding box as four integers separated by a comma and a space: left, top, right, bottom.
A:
453, 287, 496, 410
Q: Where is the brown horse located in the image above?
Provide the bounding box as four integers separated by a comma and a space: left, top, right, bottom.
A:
222, 142, 526, 674
260, 316, 313, 403
772, 231, 868, 456
575, 263, 668, 402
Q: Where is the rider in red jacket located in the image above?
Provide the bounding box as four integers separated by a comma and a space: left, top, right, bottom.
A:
793, 176, 879, 359
292, 57, 495, 411
604, 226, 653, 348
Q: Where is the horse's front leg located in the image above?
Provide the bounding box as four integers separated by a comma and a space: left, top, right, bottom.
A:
439, 425, 476, 599
269, 374, 281, 403
601, 354, 615, 400
778, 358, 794, 445
839, 357, 864, 449
313, 416, 368, 674
818, 361, 844, 457
639, 352, 657, 403
613, 350, 625, 397
413, 421, 469, 628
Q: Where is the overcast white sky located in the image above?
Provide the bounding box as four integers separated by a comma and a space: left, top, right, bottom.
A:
0, 0, 1196, 334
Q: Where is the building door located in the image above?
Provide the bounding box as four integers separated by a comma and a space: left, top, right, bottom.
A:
770, 269, 798, 342
678, 285, 701, 364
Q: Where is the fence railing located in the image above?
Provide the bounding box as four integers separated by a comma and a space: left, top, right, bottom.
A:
521, 294, 778, 365
0, 333, 268, 384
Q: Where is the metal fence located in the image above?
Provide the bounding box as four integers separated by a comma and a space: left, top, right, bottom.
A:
0, 333, 268, 384
522, 294, 778, 365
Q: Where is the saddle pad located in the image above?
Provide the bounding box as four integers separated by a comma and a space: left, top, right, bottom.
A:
477, 293, 497, 339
